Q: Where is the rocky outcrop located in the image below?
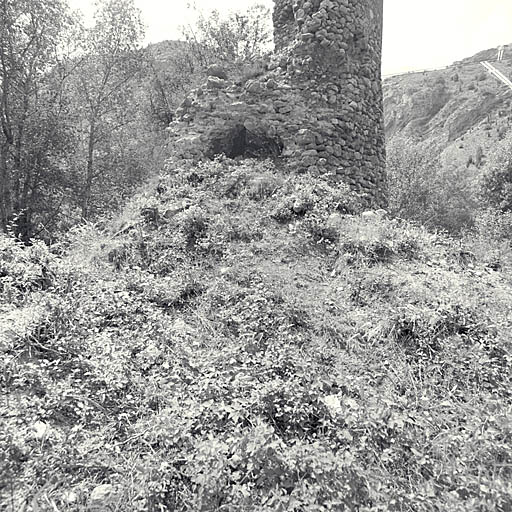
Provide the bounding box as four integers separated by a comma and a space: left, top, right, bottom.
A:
383, 45, 512, 169
168, 0, 386, 208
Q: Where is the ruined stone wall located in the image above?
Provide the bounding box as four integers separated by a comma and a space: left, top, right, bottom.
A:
169, 0, 387, 207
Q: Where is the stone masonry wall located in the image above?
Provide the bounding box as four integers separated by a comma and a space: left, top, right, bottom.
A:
168, 0, 386, 207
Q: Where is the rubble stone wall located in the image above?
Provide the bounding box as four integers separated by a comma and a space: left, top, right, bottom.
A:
169, 0, 386, 207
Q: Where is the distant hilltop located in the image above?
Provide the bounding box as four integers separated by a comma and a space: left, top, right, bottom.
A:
383, 44, 512, 79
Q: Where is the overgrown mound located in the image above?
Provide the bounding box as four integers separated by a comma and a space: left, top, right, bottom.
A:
2, 159, 512, 511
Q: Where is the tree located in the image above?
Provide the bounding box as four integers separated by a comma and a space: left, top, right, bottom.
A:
181, 4, 273, 68
387, 137, 478, 233
141, 4, 273, 131
0, 0, 75, 235
144, 41, 199, 129
386, 137, 441, 224
481, 130, 512, 213
72, 0, 145, 219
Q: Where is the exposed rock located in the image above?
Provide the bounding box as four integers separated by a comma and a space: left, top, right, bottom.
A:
207, 64, 228, 80
33, 421, 49, 439
62, 490, 78, 504
207, 76, 228, 90
266, 78, 278, 90
361, 209, 383, 220
383, 45, 512, 170
326, 212, 344, 229
164, 199, 193, 219
245, 80, 264, 94
90, 485, 114, 505
292, 196, 313, 215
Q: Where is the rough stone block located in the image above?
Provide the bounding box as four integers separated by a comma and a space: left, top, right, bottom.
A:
207, 77, 228, 90
207, 65, 228, 80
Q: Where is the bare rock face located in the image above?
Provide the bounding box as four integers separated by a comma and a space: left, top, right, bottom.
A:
168, 0, 386, 207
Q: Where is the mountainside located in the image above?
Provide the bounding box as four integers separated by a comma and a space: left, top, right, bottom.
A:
383, 44, 512, 168
2, 157, 512, 511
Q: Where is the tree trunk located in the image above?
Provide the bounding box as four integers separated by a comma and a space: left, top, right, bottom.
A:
13, 86, 28, 212
0, 142, 11, 231
82, 120, 96, 220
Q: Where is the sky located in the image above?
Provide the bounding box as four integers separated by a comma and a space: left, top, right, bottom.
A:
68, 0, 512, 76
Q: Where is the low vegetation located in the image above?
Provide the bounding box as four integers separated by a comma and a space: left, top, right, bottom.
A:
2, 158, 512, 511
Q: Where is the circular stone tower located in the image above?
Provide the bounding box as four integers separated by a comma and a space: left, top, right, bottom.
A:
273, 0, 386, 205
170, 0, 387, 207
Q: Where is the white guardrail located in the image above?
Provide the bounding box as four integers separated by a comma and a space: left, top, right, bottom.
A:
481, 61, 512, 91
383, 59, 512, 90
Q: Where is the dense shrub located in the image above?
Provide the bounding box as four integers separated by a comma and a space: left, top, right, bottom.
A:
337, 215, 423, 266
473, 208, 512, 241
480, 130, 512, 212
270, 175, 362, 244
387, 137, 478, 233
0, 235, 56, 304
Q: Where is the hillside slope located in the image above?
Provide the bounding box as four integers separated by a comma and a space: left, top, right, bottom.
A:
2, 157, 512, 511
383, 44, 512, 168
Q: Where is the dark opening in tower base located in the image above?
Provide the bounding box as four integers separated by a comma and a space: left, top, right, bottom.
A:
208, 124, 283, 159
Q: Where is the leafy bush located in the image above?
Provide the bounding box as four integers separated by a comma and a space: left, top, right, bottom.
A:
386, 304, 490, 360
270, 175, 362, 244
175, 206, 210, 250
481, 130, 512, 212
0, 235, 56, 304
127, 271, 204, 310
338, 215, 422, 266
473, 208, 512, 242
387, 137, 478, 233
181, 4, 273, 66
